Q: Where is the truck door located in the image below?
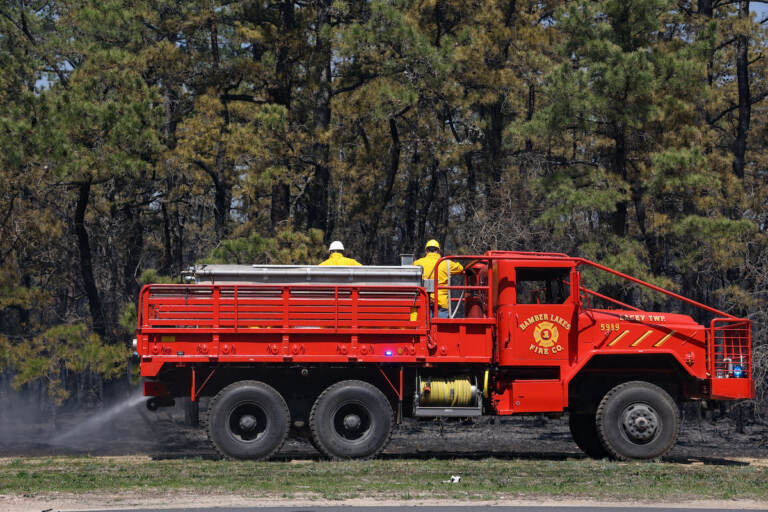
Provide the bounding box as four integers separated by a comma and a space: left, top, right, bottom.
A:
505, 267, 577, 363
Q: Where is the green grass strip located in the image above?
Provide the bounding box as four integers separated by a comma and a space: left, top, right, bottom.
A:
1, 456, 766, 501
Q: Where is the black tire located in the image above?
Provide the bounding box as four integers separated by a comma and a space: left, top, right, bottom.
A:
309, 380, 393, 459
206, 380, 290, 460
596, 381, 679, 461
569, 412, 608, 459
309, 434, 323, 453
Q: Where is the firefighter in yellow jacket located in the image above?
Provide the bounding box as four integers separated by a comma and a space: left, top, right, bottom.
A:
413, 239, 463, 318
319, 241, 362, 266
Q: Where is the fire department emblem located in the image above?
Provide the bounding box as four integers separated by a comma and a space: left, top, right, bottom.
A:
533, 321, 559, 348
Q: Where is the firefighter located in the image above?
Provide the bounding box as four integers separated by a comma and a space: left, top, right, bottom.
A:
319, 241, 362, 266
414, 239, 463, 318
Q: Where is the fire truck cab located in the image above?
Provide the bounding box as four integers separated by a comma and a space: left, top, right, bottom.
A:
137, 251, 753, 461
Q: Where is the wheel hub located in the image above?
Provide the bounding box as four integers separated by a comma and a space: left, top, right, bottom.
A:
621, 404, 658, 442
332, 403, 372, 441
343, 413, 362, 431
239, 414, 258, 431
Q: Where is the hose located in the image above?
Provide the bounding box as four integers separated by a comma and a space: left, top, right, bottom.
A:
419, 377, 474, 406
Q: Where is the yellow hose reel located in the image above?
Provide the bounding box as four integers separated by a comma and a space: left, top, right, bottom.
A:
418, 376, 480, 407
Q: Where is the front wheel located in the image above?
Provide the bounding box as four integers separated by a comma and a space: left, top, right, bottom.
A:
596, 381, 679, 461
206, 380, 290, 460
310, 380, 393, 459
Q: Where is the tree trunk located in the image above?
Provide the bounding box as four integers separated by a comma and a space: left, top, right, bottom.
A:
416, 164, 440, 250
162, 86, 178, 150
525, 82, 535, 152
700, 0, 716, 128
633, 186, 647, 238
123, 206, 143, 300
307, 0, 333, 237
484, 100, 504, 210
75, 180, 106, 338
269, 0, 295, 107
266, 2, 296, 233
271, 181, 291, 230
403, 158, 422, 255
612, 129, 628, 237
161, 201, 173, 275
193, 158, 230, 240
697, 0, 712, 16
464, 152, 476, 215
175, 208, 184, 271
732, 0, 751, 179
520, 82, 535, 205
212, 172, 230, 239
209, 14, 219, 69
364, 118, 401, 262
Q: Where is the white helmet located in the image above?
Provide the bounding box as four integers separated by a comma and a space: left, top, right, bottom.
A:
329, 241, 345, 251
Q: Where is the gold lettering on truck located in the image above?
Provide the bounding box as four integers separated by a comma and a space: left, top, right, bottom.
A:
619, 314, 667, 323
522, 315, 571, 356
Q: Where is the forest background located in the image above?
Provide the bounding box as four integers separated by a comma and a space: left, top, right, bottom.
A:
1, 0, 768, 417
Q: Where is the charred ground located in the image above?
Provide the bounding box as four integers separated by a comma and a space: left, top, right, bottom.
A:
1, 392, 766, 462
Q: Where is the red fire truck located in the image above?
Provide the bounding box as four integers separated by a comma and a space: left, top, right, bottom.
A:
136, 251, 753, 461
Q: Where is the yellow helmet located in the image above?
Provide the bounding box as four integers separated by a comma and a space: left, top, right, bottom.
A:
425, 239, 440, 250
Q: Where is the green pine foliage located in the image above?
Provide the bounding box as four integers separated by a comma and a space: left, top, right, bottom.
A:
6, 323, 128, 405
204, 228, 326, 265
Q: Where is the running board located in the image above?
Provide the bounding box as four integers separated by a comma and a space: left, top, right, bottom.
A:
413, 406, 482, 417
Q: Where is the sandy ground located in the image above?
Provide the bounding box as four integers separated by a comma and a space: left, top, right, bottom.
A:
1, 396, 767, 510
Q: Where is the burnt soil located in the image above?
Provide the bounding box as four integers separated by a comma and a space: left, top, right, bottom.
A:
1, 395, 767, 462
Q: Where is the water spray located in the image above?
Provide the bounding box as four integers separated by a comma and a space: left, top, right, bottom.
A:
50, 389, 148, 444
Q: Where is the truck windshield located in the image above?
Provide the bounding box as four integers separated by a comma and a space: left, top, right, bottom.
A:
516, 268, 570, 304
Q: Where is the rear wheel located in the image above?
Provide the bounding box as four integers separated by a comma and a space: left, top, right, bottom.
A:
310, 380, 393, 459
207, 380, 290, 460
596, 381, 679, 461
569, 412, 608, 459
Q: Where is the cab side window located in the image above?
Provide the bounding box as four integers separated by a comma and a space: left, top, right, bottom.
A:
516, 268, 570, 304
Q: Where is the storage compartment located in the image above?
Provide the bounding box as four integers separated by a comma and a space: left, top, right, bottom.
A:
493, 379, 564, 414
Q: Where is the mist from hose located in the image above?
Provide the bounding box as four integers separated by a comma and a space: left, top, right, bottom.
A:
50, 389, 147, 444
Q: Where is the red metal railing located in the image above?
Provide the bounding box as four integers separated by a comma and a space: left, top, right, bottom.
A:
709, 318, 751, 379
573, 258, 752, 379
573, 258, 740, 320
579, 285, 643, 312
138, 283, 429, 333
432, 256, 495, 319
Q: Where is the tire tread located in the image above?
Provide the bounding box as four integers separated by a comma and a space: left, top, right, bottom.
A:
309, 379, 393, 460
206, 380, 290, 460
596, 380, 679, 461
